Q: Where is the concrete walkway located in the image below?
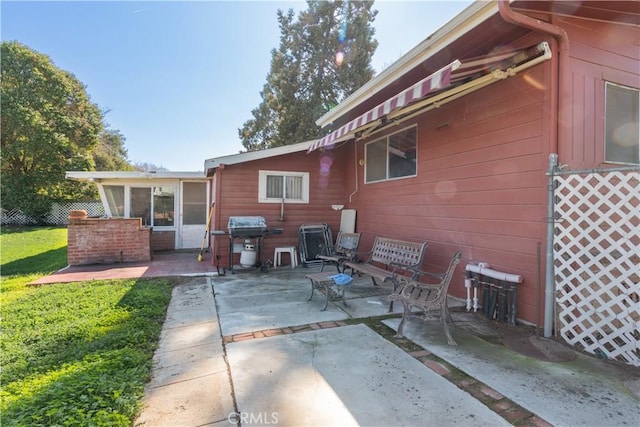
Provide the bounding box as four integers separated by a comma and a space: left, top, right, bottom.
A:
135, 268, 640, 427
135, 278, 234, 426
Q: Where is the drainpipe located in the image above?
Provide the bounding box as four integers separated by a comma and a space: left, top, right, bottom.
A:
214, 164, 225, 232
498, 0, 570, 338
348, 142, 359, 203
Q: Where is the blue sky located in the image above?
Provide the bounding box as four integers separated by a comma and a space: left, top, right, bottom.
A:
1, 1, 472, 171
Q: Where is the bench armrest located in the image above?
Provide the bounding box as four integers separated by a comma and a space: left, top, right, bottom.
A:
392, 265, 446, 285
389, 262, 430, 277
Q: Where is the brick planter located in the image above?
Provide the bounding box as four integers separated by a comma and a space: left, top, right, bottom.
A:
67, 217, 152, 266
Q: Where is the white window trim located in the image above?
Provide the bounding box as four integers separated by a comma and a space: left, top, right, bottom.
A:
364, 125, 418, 184
97, 183, 177, 230
604, 82, 640, 165
258, 170, 310, 204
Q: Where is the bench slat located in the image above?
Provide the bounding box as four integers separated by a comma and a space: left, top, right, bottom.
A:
344, 236, 429, 312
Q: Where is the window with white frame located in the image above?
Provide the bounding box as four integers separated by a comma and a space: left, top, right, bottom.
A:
365, 126, 417, 183
99, 184, 175, 227
258, 170, 309, 203
103, 185, 124, 217
605, 82, 639, 164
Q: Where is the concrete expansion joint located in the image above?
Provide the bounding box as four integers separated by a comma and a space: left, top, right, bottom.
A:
146, 372, 218, 390
222, 320, 350, 343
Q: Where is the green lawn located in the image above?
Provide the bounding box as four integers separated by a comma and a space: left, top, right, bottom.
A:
0, 227, 175, 426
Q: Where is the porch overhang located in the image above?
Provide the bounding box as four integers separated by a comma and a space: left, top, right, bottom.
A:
66, 171, 207, 182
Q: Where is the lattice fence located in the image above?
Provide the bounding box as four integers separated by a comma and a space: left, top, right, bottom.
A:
1, 202, 104, 226
553, 167, 639, 366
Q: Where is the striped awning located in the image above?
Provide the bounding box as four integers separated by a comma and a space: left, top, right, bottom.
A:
307, 60, 461, 153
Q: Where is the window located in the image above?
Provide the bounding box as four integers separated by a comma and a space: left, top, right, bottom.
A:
259, 171, 309, 203
130, 186, 175, 227
103, 185, 124, 217
98, 184, 177, 227
605, 82, 639, 164
365, 126, 417, 183
153, 186, 175, 226
131, 188, 152, 226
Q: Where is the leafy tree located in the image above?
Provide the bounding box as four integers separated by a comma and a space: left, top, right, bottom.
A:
93, 127, 135, 171
239, 0, 378, 151
1, 41, 103, 218
133, 162, 170, 173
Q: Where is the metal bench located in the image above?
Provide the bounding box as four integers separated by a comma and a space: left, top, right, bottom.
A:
388, 251, 463, 345
344, 236, 428, 311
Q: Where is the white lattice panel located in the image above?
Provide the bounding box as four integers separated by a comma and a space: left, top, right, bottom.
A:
554, 170, 639, 366
1, 202, 104, 226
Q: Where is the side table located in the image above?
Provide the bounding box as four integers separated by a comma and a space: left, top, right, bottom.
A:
305, 272, 351, 311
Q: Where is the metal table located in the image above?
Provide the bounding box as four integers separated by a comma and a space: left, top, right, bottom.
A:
305, 272, 351, 311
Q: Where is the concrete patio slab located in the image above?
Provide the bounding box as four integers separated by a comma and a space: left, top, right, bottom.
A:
383, 317, 640, 427
135, 278, 234, 427
214, 273, 341, 336
135, 371, 233, 426
147, 347, 227, 388
127, 265, 639, 427
226, 324, 509, 427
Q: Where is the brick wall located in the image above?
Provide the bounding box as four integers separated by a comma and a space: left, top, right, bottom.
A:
68, 217, 152, 266
151, 230, 175, 251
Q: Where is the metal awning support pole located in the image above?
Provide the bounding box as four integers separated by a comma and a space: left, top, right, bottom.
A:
544, 153, 559, 337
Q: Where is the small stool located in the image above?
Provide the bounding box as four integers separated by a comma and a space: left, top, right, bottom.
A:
274, 246, 298, 268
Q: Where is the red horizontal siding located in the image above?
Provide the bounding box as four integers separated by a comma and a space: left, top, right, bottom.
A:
214, 150, 347, 268
348, 66, 550, 325
558, 16, 640, 168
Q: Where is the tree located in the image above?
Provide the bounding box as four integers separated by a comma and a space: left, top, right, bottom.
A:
93, 127, 135, 171
1, 41, 103, 218
239, 0, 378, 151
132, 162, 170, 173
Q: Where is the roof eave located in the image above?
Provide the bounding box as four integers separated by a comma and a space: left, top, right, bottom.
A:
65, 171, 207, 181
204, 139, 317, 175
316, 0, 499, 129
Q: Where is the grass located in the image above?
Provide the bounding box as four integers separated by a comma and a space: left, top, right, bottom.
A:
0, 227, 175, 426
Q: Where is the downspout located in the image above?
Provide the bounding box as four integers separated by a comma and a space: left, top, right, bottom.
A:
213, 164, 225, 266
348, 142, 359, 203
214, 165, 224, 231
498, 0, 569, 338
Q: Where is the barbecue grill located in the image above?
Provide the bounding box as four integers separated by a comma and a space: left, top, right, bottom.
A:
227, 216, 282, 273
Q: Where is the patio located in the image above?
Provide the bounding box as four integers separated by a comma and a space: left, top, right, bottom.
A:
30, 252, 640, 426
136, 266, 640, 426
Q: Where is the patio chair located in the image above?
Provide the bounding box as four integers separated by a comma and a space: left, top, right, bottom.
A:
317, 232, 361, 273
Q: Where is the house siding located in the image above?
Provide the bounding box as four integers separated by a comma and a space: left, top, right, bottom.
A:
559, 17, 640, 168
212, 150, 347, 268
329, 15, 639, 326
345, 63, 550, 324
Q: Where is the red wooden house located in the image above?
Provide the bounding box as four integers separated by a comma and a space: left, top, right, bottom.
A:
205, 1, 639, 364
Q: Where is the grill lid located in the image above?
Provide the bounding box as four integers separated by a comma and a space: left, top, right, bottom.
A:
228, 216, 267, 230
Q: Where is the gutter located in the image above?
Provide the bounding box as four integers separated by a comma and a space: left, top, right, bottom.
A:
498, 0, 570, 338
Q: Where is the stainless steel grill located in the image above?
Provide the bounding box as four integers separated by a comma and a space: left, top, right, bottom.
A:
228, 216, 269, 238
227, 216, 282, 273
